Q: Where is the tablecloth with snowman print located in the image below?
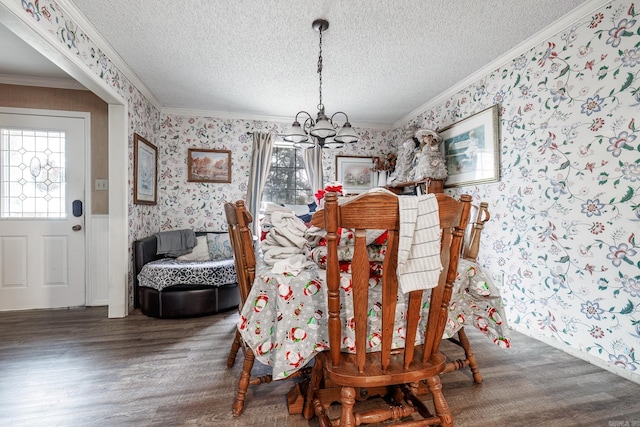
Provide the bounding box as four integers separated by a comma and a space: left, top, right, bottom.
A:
238, 229, 511, 380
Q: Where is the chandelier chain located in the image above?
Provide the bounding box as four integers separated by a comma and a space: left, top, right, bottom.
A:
317, 25, 323, 111
283, 18, 358, 148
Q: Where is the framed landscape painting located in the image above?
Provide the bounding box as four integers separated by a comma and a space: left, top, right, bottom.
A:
133, 133, 157, 205
335, 156, 377, 194
439, 105, 500, 188
187, 149, 232, 183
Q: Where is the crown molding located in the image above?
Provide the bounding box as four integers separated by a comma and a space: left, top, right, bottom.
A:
0, 73, 87, 90
56, 0, 162, 110
392, 0, 609, 129
161, 107, 391, 130
346, 120, 390, 131
161, 107, 292, 124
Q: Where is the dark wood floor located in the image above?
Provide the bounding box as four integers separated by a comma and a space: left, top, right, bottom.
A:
1, 307, 638, 426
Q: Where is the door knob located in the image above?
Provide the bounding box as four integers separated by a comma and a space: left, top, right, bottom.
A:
72, 225, 82, 231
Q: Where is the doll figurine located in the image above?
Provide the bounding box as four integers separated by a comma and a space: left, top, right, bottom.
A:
412, 128, 447, 180
388, 138, 416, 186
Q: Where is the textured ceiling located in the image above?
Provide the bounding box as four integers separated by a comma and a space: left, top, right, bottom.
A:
0, 24, 70, 79
4, 0, 594, 126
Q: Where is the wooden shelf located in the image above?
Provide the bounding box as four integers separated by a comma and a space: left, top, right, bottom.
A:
385, 179, 444, 195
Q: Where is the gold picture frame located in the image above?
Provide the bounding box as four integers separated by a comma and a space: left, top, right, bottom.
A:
187, 148, 232, 183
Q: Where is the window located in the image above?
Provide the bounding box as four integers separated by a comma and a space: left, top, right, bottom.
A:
262, 145, 312, 205
0, 128, 66, 218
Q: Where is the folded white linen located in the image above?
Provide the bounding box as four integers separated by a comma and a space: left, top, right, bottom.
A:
262, 245, 302, 265
262, 202, 292, 215
271, 253, 315, 275
397, 193, 443, 293
263, 227, 301, 249
261, 202, 294, 237
260, 206, 313, 268
270, 211, 309, 249
304, 225, 325, 247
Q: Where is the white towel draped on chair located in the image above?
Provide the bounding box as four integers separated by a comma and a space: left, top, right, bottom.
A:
397, 193, 443, 293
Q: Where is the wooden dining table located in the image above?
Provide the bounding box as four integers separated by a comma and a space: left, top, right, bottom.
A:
237, 233, 511, 383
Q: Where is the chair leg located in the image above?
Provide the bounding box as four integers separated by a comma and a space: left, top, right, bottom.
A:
425, 375, 453, 427
340, 386, 356, 427
304, 356, 324, 420
227, 329, 242, 368
313, 397, 331, 427
232, 345, 256, 417
458, 327, 483, 383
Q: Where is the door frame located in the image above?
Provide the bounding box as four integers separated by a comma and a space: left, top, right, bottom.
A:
0, 2, 129, 317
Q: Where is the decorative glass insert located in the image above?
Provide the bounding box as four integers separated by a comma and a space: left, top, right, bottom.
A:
1, 128, 66, 218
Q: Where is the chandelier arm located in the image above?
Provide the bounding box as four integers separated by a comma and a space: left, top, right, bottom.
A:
302, 117, 315, 133
330, 111, 351, 126
294, 111, 314, 123
293, 111, 315, 133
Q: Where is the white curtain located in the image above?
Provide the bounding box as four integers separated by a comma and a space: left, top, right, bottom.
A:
303, 142, 324, 197
246, 131, 275, 236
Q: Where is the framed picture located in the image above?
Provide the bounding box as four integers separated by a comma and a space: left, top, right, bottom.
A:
133, 133, 157, 205
335, 156, 377, 194
187, 148, 231, 183
439, 105, 500, 188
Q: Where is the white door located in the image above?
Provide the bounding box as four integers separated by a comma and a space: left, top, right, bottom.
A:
0, 109, 86, 310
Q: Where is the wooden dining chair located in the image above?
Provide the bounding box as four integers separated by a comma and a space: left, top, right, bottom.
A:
461, 202, 490, 264
442, 202, 491, 384
307, 191, 471, 427
224, 200, 254, 369
224, 200, 311, 416
224, 200, 272, 416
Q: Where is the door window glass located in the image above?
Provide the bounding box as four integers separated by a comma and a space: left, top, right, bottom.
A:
0, 128, 66, 218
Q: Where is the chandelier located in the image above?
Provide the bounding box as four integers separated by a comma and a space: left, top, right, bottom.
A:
283, 19, 359, 149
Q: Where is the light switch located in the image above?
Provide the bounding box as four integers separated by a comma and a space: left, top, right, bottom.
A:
95, 179, 109, 190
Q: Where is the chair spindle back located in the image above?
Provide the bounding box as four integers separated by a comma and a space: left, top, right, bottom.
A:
224, 200, 256, 306
312, 191, 471, 374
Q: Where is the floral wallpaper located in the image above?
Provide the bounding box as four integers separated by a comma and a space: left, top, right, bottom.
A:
15, 0, 161, 307
390, 0, 640, 381
156, 117, 273, 231
155, 114, 392, 231
13, 0, 639, 382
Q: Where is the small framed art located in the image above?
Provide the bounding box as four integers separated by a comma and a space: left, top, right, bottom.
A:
439, 105, 500, 188
335, 156, 377, 194
133, 133, 157, 205
187, 149, 232, 183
